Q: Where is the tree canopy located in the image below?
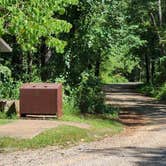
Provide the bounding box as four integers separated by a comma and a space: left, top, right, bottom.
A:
0, 0, 166, 112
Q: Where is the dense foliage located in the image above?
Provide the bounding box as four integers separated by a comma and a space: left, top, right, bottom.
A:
0, 0, 166, 114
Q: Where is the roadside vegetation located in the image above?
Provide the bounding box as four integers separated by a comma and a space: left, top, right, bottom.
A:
0, 119, 14, 125
0, 118, 123, 151
0, 0, 166, 151
0, 87, 122, 151
1, 1, 166, 112
138, 83, 166, 101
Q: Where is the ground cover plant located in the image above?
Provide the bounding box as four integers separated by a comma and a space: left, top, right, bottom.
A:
1, 0, 166, 114
0, 118, 123, 151
0, 119, 13, 125
138, 83, 166, 101
0, 90, 122, 151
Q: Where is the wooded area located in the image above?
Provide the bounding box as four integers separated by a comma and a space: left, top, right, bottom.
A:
0, 0, 166, 114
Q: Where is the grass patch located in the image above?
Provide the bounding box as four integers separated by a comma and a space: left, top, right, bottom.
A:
0, 124, 122, 151
0, 126, 91, 150
0, 119, 14, 125
0, 115, 123, 151
0, 111, 18, 120
0, 112, 17, 126
0, 96, 123, 151
62, 113, 122, 130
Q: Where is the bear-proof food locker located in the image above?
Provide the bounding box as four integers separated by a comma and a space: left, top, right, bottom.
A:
20, 83, 62, 118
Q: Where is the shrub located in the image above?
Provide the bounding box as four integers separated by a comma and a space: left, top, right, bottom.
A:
76, 72, 105, 114
0, 111, 17, 119
157, 83, 166, 101
102, 73, 128, 84
138, 83, 166, 102
0, 81, 22, 99
63, 86, 79, 115
138, 84, 158, 97
0, 65, 22, 99
155, 57, 166, 84
0, 65, 12, 83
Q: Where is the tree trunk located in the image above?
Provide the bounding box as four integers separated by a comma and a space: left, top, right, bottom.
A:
95, 61, 100, 77
145, 54, 150, 84
27, 52, 33, 81
40, 40, 52, 81
150, 12, 165, 55
151, 60, 155, 84
158, 0, 162, 26
95, 55, 101, 77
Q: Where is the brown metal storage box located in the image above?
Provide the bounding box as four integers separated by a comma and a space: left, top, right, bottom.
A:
20, 83, 62, 118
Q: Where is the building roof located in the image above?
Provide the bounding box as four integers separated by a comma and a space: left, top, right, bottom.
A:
0, 38, 12, 52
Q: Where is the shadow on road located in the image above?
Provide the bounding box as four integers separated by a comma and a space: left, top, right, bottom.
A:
100, 83, 166, 165
85, 146, 166, 166
103, 83, 166, 131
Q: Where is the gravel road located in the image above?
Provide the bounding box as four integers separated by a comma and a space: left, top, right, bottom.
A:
0, 83, 166, 166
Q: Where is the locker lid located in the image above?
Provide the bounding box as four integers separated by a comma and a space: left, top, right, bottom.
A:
21, 83, 62, 89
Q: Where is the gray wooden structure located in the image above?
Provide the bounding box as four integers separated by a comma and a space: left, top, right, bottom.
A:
0, 38, 12, 52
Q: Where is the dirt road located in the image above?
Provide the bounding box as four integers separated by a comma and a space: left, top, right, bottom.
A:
0, 83, 166, 166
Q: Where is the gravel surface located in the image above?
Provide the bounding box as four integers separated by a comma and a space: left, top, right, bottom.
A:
0, 83, 166, 166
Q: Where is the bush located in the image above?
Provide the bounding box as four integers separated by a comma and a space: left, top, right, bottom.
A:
155, 57, 166, 84
63, 86, 79, 115
102, 73, 128, 84
0, 81, 22, 99
157, 83, 166, 101
0, 64, 22, 99
138, 83, 166, 101
0, 111, 17, 119
138, 84, 158, 97
0, 65, 12, 83
76, 72, 105, 114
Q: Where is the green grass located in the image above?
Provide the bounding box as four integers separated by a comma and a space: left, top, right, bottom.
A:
0, 119, 14, 125
0, 97, 123, 151
0, 114, 123, 151
0, 112, 18, 120
62, 113, 122, 130
0, 126, 91, 150
0, 123, 122, 151
0, 112, 17, 126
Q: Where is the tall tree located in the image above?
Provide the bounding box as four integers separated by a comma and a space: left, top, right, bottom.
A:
0, 0, 78, 81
